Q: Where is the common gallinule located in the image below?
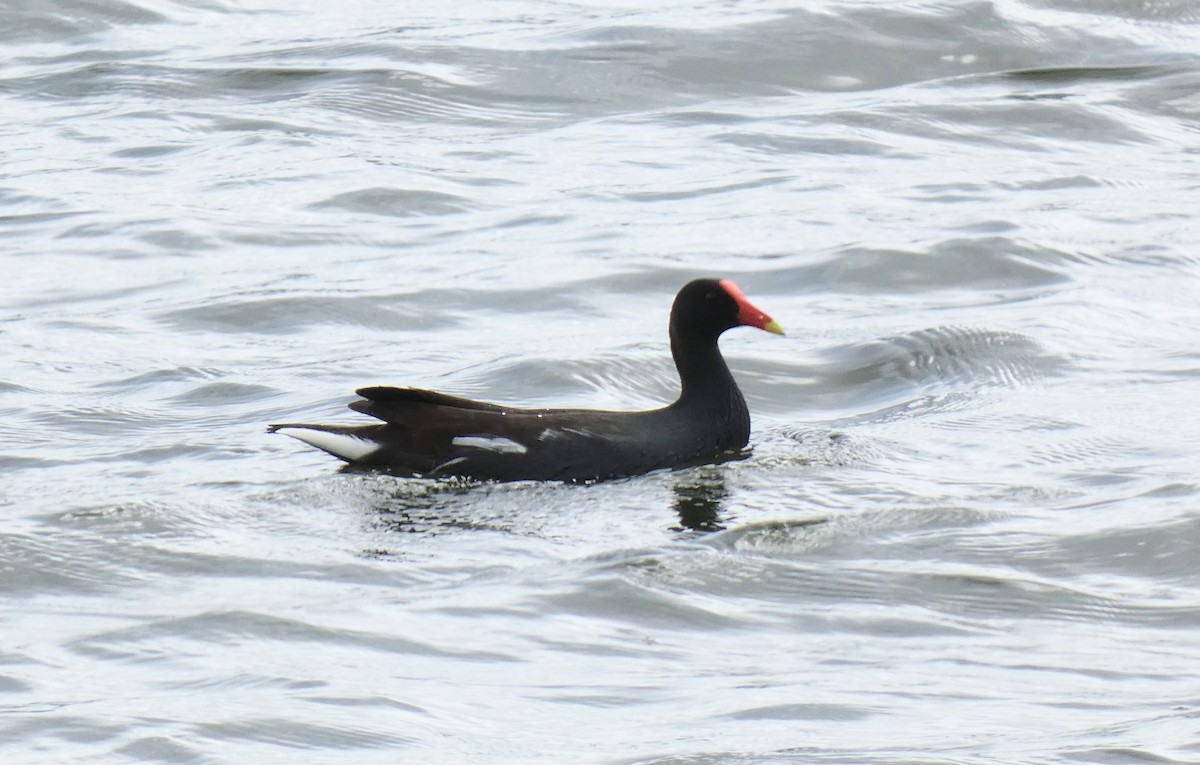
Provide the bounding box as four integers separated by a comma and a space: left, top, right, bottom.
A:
269, 278, 783, 481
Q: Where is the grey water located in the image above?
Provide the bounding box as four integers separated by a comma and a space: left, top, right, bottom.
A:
3, 1, 1200, 763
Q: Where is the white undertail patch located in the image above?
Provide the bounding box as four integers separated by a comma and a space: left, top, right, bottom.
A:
451, 435, 528, 454
274, 428, 380, 461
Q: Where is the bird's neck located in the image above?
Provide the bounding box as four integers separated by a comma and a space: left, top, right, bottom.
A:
671, 330, 741, 408
668, 327, 752, 452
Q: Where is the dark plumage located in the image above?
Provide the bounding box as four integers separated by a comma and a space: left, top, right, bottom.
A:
268, 278, 783, 482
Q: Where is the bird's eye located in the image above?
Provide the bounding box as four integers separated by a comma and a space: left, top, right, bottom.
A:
705, 292, 716, 300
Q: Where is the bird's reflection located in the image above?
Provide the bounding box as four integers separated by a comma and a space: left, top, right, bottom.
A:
351, 465, 737, 536
671, 470, 730, 532
358, 477, 491, 535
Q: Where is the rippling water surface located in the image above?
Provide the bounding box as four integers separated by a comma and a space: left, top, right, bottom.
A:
4, 1, 1200, 763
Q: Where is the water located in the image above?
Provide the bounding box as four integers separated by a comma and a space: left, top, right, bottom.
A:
3, 1, 1200, 762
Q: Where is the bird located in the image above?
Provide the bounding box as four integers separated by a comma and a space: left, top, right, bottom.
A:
268, 278, 783, 482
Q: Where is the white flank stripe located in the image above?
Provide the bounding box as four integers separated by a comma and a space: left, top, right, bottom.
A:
538, 426, 592, 442
429, 456, 467, 475
275, 428, 380, 461
451, 435, 527, 454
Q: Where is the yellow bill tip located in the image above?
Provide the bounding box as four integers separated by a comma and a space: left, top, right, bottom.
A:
762, 319, 785, 336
